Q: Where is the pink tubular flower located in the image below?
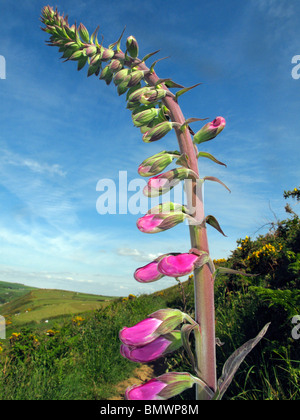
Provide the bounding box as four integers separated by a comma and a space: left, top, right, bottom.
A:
125, 372, 196, 400
193, 116, 226, 144
158, 253, 199, 277
126, 378, 166, 400
119, 317, 163, 347
134, 259, 165, 283
120, 331, 182, 363
136, 212, 186, 234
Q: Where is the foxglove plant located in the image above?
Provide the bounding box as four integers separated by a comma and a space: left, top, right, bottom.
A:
41, 6, 270, 401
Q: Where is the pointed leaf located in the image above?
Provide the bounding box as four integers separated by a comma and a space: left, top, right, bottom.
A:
140, 49, 160, 63
205, 215, 227, 236
203, 176, 231, 193
215, 323, 271, 400
150, 56, 170, 73
109, 26, 126, 51
213, 267, 257, 280
175, 83, 202, 100
90, 25, 100, 44
197, 151, 227, 167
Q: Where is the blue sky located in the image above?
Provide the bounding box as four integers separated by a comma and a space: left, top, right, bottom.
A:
0, 0, 299, 296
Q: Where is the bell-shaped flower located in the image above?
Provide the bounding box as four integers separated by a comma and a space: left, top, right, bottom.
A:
157, 253, 200, 277
193, 116, 226, 144
136, 211, 186, 234
125, 372, 196, 400
119, 309, 185, 347
134, 257, 166, 283
120, 331, 182, 363
119, 317, 163, 347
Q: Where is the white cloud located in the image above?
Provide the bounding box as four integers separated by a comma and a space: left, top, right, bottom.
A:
117, 247, 162, 262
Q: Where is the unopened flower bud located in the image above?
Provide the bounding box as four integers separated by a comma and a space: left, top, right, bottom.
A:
143, 167, 197, 197
193, 116, 226, 144
101, 48, 115, 61
136, 211, 186, 234
138, 151, 177, 177
78, 23, 89, 43
109, 59, 123, 72
85, 45, 97, 57
126, 35, 139, 58
99, 65, 113, 84
142, 121, 174, 143
127, 70, 145, 87
113, 68, 130, 85
132, 107, 158, 127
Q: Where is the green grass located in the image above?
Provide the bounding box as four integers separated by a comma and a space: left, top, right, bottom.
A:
0, 280, 36, 305
0, 287, 116, 331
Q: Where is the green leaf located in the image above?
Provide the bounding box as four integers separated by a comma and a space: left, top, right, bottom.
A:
150, 56, 170, 74
197, 151, 227, 167
214, 323, 271, 400
203, 176, 231, 193
213, 267, 257, 280
140, 50, 160, 63
205, 215, 227, 236
77, 56, 88, 71
175, 83, 202, 100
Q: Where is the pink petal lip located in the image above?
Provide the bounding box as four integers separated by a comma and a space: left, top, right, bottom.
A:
120, 335, 171, 363
134, 261, 164, 283
136, 214, 162, 233
210, 116, 226, 128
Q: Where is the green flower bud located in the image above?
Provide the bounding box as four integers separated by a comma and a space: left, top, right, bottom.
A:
127, 70, 145, 87
142, 121, 174, 143
113, 68, 130, 85
78, 23, 89, 43
109, 59, 123, 72
85, 45, 97, 57
138, 151, 178, 177
101, 48, 115, 61
132, 107, 158, 127
126, 35, 139, 58
99, 65, 113, 84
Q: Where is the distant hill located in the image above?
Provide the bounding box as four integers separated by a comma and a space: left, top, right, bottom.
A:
0, 280, 36, 305
0, 283, 116, 328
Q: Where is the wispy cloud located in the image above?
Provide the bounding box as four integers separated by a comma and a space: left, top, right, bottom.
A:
117, 247, 162, 262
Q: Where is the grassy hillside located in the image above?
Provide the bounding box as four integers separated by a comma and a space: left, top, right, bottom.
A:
0, 281, 36, 305
0, 287, 116, 332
